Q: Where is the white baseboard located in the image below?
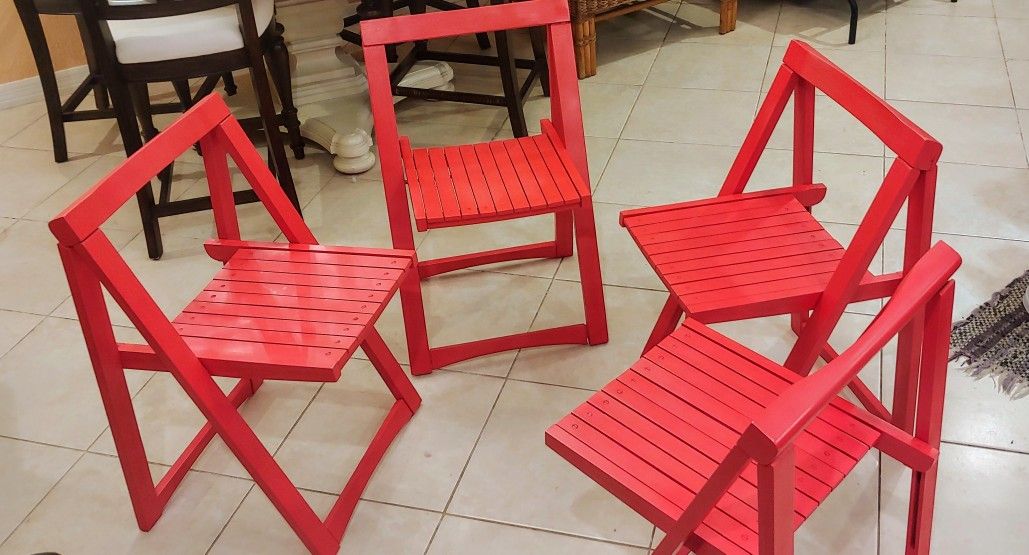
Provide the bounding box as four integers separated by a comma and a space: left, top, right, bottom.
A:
0, 65, 90, 111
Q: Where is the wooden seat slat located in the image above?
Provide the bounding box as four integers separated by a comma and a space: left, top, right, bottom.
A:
175, 322, 361, 351
197, 290, 381, 315
453, 145, 494, 216
204, 279, 390, 304
217, 268, 396, 292
225, 258, 405, 280
400, 134, 589, 229
172, 311, 363, 337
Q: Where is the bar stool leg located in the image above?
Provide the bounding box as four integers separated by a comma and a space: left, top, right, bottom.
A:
495, 29, 527, 137
267, 22, 306, 160
465, 0, 492, 49
109, 80, 163, 259
529, 27, 550, 96
15, 0, 68, 163
245, 32, 302, 211
76, 15, 110, 110
131, 83, 176, 206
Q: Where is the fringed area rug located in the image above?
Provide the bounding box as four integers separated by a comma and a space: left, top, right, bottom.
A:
951, 270, 1029, 399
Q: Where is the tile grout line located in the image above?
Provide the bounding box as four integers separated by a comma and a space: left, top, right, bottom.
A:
996, 12, 1029, 168
420, 265, 561, 553
203, 380, 329, 553
0, 448, 89, 549
419, 378, 508, 554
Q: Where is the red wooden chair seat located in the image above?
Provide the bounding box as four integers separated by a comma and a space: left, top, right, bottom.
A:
622, 190, 886, 323
547, 320, 880, 554
548, 243, 962, 554
402, 125, 591, 230
117, 244, 412, 382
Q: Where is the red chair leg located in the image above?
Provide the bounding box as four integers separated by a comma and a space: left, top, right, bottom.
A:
95, 363, 163, 530
757, 446, 796, 555
180, 375, 338, 553
893, 320, 924, 433
555, 211, 573, 257
572, 202, 608, 345
362, 327, 423, 412
399, 262, 433, 376
644, 293, 683, 354
905, 464, 939, 555
60, 246, 162, 529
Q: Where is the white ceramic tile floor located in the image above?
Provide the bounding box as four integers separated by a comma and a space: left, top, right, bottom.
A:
0, 0, 1027, 552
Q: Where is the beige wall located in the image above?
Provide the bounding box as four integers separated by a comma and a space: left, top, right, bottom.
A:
0, 4, 86, 84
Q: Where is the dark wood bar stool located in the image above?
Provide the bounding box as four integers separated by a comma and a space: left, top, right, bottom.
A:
340, 0, 549, 137
13, 0, 202, 163
79, 0, 304, 260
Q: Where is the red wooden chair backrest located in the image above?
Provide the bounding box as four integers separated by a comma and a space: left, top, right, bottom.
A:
50, 94, 318, 390
359, 0, 588, 242
718, 40, 943, 376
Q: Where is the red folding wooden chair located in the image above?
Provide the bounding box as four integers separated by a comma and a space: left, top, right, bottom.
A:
360, 0, 608, 375
547, 241, 960, 555
50, 95, 421, 555
621, 40, 942, 431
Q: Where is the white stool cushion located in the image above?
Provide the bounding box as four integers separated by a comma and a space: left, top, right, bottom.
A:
108, 0, 275, 65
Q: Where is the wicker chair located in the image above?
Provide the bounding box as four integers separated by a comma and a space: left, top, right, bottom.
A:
572, 0, 736, 78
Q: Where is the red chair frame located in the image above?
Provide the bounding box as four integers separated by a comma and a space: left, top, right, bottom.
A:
548, 241, 960, 555
621, 41, 942, 431
361, 0, 608, 375
50, 95, 421, 555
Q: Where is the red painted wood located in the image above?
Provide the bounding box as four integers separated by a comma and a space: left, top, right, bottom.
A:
783, 41, 941, 170
792, 80, 815, 188
400, 137, 429, 223
359, 0, 569, 45
519, 136, 567, 206
429, 324, 588, 368
48, 95, 422, 554
551, 43, 954, 550
443, 146, 481, 218
456, 144, 495, 215
50, 97, 230, 245
784, 159, 921, 375
486, 140, 531, 211
418, 241, 559, 278
756, 447, 795, 555
619, 184, 826, 225
361, 0, 607, 374
198, 130, 241, 241
719, 67, 798, 197
905, 280, 954, 554
893, 167, 937, 433
470, 143, 511, 214
548, 244, 959, 554
428, 147, 462, 221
